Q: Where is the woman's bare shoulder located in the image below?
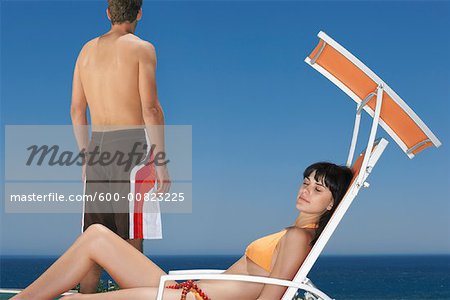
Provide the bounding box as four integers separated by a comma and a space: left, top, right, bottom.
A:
282, 226, 314, 247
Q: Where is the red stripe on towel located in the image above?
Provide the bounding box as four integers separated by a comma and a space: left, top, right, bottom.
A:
133, 160, 156, 239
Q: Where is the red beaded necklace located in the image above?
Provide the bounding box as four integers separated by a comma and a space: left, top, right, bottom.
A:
166, 280, 211, 300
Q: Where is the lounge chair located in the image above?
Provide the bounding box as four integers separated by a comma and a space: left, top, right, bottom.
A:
155, 31, 441, 300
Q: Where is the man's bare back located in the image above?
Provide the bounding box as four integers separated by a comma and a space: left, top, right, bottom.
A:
71, 26, 169, 191
76, 32, 155, 129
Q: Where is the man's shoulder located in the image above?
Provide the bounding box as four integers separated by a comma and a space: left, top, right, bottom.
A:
135, 40, 157, 62
135, 39, 156, 54
80, 35, 155, 48
77, 36, 156, 62
77, 37, 97, 57
117, 36, 156, 57
117, 34, 156, 51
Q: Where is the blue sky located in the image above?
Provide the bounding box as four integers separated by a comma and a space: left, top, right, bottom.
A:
1, 1, 449, 257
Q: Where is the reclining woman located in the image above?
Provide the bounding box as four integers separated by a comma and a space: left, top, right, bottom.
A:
12, 162, 353, 300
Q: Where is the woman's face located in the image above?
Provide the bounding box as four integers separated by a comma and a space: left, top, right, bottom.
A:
296, 170, 334, 214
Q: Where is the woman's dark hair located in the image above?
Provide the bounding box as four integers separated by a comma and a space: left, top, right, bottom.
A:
304, 162, 354, 246
107, 0, 142, 25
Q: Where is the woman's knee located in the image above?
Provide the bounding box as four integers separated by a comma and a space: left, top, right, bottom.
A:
85, 223, 109, 236
81, 224, 113, 261
83, 224, 112, 247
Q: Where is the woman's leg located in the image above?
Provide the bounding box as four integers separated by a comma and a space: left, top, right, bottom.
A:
79, 238, 142, 293
12, 224, 175, 300
78, 262, 103, 294
60, 287, 198, 300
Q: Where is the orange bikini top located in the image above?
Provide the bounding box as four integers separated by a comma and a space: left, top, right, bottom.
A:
245, 223, 319, 272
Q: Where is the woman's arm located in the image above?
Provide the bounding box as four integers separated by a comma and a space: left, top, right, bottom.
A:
255, 227, 311, 300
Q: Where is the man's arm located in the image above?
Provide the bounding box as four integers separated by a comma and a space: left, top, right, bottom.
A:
138, 42, 171, 193
70, 53, 89, 179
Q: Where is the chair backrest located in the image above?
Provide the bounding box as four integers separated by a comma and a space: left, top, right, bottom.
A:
281, 138, 389, 300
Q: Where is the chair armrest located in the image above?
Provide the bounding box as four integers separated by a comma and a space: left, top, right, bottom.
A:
168, 269, 225, 275
156, 273, 333, 300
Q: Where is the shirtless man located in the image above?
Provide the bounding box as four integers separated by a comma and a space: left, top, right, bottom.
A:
70, 0, 170, 293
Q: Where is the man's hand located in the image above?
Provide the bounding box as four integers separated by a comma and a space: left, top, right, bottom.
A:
156, 165, 171, 194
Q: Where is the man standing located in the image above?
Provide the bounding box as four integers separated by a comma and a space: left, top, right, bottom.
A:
70, 0, 170, 293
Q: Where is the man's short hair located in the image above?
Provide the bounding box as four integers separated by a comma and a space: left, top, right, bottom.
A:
107, 0, 143, 25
